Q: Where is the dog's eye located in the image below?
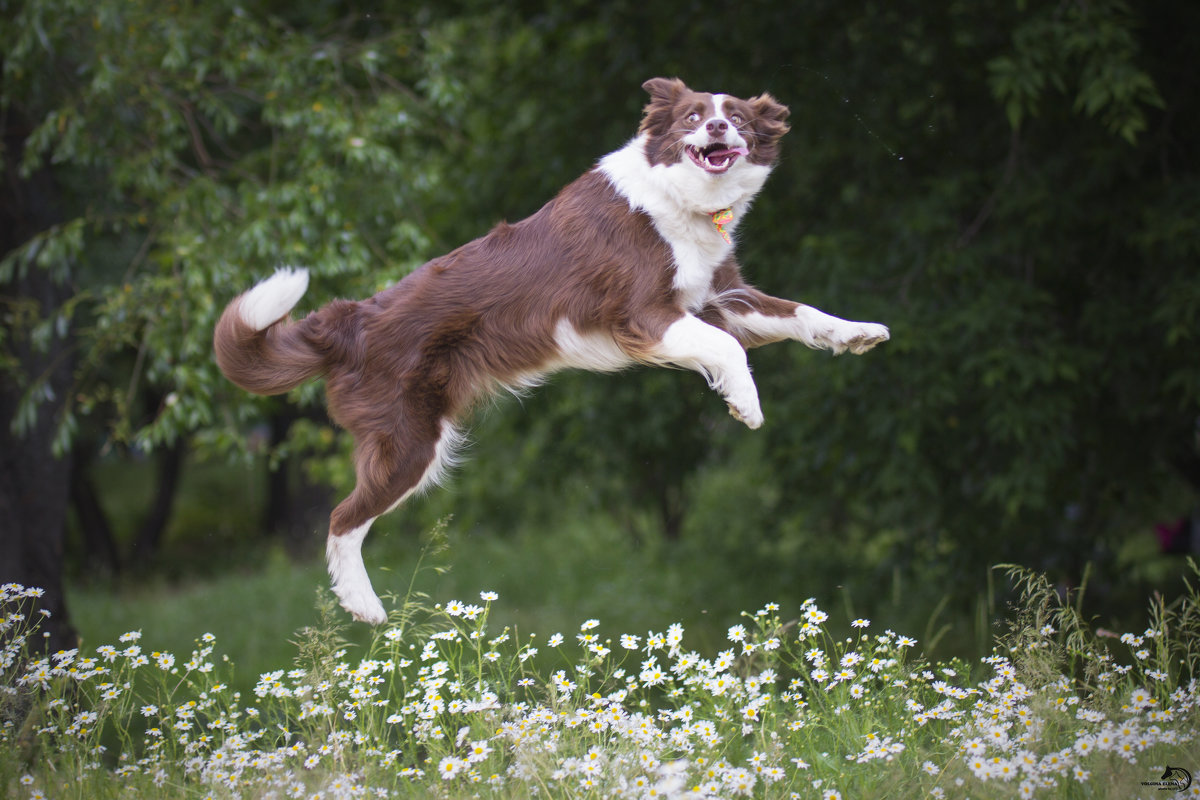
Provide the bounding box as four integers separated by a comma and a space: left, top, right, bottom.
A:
730, 114, 743, 125
687, 112, 701, 123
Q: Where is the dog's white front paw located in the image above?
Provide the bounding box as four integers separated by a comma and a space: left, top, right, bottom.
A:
726, 390, 764, 430
835, 322, 890, 355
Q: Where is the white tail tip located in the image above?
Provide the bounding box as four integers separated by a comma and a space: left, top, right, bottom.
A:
238, 267, 310, 331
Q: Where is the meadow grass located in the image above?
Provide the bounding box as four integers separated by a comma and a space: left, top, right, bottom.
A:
4, 546, 1200, 799
65, 513, 1004, 697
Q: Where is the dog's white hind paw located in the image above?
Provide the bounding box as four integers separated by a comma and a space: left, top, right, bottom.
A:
337, 588, 388, 625
327, 524, 388, 625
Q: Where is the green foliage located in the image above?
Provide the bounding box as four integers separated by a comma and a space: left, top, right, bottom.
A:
987, 0, 1165, 143
722, 1, 1197, 583
2, 0, 447, 453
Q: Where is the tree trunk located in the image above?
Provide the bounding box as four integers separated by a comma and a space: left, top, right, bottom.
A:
264, 411, 330, 557
0, 281, 77, 654
0, 134, 77, 654
0, 375, 76, 654
128, 440, 186, 564
659, 484, 685, 542
69, 451, 122, 575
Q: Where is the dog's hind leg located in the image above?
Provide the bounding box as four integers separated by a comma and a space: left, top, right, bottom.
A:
326, 418, 463, 624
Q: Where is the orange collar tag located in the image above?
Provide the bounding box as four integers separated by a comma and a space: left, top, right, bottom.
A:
711, 208, 734, 243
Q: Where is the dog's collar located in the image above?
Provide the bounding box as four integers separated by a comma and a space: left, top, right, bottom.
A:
710, 208, 734, 244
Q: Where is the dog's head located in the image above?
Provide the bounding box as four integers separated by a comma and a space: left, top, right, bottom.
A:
638, 77, 790, 174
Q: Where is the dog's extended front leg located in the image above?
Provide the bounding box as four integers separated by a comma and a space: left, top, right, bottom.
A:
703, 266, 889, 354
648, 314, 764, 429
727, 305, 890, 355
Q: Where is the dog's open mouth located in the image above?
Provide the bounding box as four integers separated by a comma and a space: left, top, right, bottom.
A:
686, 143, 750, 174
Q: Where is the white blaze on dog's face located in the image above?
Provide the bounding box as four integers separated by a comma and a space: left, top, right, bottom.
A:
680, 94, 749, 174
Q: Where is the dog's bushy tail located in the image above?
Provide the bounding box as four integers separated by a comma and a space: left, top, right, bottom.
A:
214, 268, 327, 396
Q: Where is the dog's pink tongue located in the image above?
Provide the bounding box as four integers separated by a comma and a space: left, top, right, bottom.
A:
712, 147, 749, 158
705, 148, 744, 167
708, 147, 749, 166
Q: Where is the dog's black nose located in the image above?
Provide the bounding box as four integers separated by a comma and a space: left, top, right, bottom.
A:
705, 119, 728, 136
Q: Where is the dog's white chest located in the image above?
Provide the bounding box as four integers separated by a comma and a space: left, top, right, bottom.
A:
657, 215, 730, 311
598, 137, 759, 313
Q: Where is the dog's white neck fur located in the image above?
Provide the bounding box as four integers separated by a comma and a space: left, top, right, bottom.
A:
599, 134, 773, 311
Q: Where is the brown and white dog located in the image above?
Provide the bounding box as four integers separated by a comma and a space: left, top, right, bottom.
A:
214, 77, 889, 623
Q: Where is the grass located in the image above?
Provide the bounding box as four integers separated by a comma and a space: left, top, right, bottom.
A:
65, 511, 1004, 698
67, 437, 1194, 690
5, 549, 1200, 799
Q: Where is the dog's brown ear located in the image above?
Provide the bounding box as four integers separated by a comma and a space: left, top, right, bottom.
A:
642, 77, 689, 103
745, 92, 790, 165
750, 92, 791, 140
750, 92, 790, 127
639, 77, 689, 136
